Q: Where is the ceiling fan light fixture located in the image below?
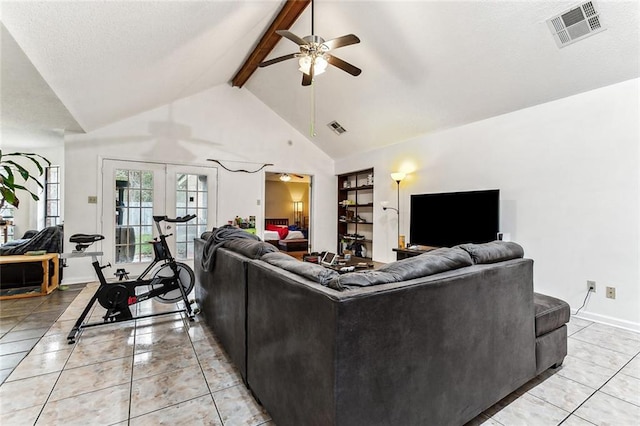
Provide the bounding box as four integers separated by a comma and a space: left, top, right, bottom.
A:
280, 173, 292, 182
298, 55, 328, 76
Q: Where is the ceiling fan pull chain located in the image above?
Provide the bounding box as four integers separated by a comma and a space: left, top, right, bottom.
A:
310, 81, 316, 137
311, 0, 315, 35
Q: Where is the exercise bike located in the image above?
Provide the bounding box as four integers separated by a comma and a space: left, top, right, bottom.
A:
65, 214, 199, 344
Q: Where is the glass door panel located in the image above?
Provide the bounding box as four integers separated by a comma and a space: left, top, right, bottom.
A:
167, 166, 217, 261
103, 160, 217, 273
103, 160, 165, 275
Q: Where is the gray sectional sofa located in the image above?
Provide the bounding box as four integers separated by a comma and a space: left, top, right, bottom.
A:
194, 234, 569, 426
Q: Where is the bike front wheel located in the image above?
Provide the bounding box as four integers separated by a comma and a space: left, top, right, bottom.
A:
149, 262, 195, 304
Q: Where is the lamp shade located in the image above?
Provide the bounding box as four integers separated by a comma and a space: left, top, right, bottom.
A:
390, 172, 406, 183
298, 55, 328, 76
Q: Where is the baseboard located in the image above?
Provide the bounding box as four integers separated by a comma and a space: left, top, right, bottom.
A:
572, 310, 640, 333
61, 276, 95, 286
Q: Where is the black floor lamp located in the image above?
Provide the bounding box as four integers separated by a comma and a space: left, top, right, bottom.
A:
382, 172, 406, 248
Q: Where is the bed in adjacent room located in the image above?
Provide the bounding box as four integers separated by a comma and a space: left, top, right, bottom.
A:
264, 218, 308, 252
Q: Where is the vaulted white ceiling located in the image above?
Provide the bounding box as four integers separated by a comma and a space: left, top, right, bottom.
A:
2, 1, 638, 159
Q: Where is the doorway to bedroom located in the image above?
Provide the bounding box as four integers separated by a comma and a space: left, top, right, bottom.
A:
264, 172, 311, 258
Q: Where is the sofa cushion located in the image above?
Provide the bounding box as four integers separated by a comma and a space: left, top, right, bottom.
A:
327, 270, 398, 290
329, 247, 472, 290
223, 239, 278, 259
261, 252, 339, 285
457, 241, 524, 264
534, 293, 570, 337
378, 247, 473, 281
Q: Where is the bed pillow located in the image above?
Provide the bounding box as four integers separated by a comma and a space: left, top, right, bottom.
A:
285, 230, 305, 240
266, 224, 289, 239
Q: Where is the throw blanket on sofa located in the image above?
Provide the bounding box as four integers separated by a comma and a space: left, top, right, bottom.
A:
201, 225, 261, 272
0, 226, 63, 256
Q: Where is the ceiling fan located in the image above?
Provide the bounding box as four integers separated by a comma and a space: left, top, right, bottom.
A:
279, 173, 305, 182
258, 0, 361, 86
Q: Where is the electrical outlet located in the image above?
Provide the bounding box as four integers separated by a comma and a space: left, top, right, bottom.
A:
87, 196, 98, 204
587, 280, 596, 292
606, 286, 616, 299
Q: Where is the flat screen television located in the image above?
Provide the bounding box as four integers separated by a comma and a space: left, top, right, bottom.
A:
410, 189, 499, 247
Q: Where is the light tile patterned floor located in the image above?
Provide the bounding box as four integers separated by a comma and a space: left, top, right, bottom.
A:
1, 284, 639, 425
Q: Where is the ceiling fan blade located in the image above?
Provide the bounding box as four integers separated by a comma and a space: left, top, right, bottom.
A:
276, 30, 308, 46
259, 53, 297, 67
326, 54, 362, 76
322, 34, 360, 51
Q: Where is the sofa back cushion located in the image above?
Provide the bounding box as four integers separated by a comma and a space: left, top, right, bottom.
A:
457, 241, 524, 264
379, 247, 472, 280
327, 270, 397, 290
261, 252, 339, 285
328, 247, 472, 290
223, 239, 278, 259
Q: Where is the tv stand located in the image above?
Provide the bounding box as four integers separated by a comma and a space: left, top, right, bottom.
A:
393, 245, 438, 260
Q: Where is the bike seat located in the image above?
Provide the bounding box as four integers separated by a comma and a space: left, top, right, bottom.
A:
69, 234, 105, 244
153, 214, 196, 223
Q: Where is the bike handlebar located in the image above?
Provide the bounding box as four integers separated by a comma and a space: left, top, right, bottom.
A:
153, 214, 197, 223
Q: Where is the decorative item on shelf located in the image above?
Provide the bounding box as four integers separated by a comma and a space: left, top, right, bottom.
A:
398, 235, 406, 249
382, 171, 407, 249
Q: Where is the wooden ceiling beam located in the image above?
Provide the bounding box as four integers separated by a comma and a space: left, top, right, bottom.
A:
231, 0, 310, 88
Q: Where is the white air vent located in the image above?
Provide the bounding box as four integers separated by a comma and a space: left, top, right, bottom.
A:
547, 1, 606, 48
327, 121, 347, 135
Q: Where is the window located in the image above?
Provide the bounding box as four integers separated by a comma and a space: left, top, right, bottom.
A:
175, 173, 208, 260
114, 168, 154, 263
44, 166, 61, 227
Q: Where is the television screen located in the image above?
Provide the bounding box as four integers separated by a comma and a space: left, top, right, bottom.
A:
410, 189, 499, 247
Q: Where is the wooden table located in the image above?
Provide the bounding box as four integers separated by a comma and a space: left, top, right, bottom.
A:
392, 245, 439, 260
325, 256, 385, 273
0, 253, 59, 299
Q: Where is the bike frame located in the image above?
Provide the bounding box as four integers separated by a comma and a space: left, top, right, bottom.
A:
66, 215, 196, 344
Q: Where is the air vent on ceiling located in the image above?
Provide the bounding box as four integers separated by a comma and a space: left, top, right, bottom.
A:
327, 121, 347, 135
547, 1, 606, 48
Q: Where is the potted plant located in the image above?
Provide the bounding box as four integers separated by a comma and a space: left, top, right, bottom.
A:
0, 149, 51, 209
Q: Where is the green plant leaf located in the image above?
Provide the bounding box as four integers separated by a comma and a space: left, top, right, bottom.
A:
2, 166, 15, 185
0, 187, 18, 207
5, 152, 50, 175
0, 151, 51, 209
4, 160, 30, 181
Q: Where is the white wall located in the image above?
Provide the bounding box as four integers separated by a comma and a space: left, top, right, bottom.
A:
1, 129, 65, 236
337, 79, 640, 330
64, 84, 335, 283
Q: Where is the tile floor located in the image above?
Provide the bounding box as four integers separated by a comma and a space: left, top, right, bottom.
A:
1, 284, 639, 425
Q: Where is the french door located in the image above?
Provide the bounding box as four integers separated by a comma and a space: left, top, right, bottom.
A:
102, 159, 217, 275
